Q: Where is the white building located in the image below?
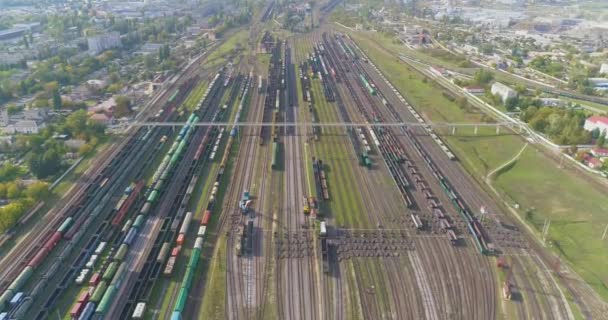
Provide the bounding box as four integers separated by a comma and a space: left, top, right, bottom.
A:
0, 106, 8, 126
2, 120, 44, 134
88, 32, 121, 55
600, 63, 608, 75
491, 82, 517, 103
584, 116, 608, 134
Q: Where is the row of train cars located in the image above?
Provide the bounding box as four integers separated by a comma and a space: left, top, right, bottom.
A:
0, 71, 238, 319
344, 34, 494, 254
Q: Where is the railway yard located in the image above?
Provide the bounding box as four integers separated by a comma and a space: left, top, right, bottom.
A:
0, 2, 606, 320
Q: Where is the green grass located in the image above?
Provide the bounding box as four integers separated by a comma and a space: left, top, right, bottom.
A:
346, 28, 608, 302
205, 30, 250, 68
309, 77, 369, 227
560, 96, 608, 113
198, 234, 228, 320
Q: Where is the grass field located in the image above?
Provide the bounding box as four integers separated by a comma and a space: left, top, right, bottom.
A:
344, 28, 608, 302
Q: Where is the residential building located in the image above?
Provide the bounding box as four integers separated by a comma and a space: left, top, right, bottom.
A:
584, 116, 608, 133
89, 113, 113, 125
587, 78, 608, 90
583, 154, 603, 170
599, 63, 608, 75
0, 106, 8, 126
464, 86, 485, 95
24, 108, 49, 121
591, 147, 608, 158
430, 66, 448, 77
88, 32, 121, 55
0, 27, 27, 41
2, 120, 44, 134
88, 97, 116, 115
539, 98, 565, 107
491, 82, 517, 103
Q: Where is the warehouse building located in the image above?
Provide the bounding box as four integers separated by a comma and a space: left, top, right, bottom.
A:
491, 82, 517, 103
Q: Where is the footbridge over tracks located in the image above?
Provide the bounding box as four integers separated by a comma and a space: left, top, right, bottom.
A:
130, 121, 528, 136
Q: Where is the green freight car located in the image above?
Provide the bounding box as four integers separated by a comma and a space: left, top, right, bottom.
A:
168, 90, 179, 103
360, 153, 372, 168
95, 284, 117, 314
359, 74, 376, 96
132, 214, 145, 229
58, 217, 74, 234
90, 281, 107, 303
271, 142, 279, 169
102, 262, 118, 281
147, 190, 159, 203
114, 244, 129, 262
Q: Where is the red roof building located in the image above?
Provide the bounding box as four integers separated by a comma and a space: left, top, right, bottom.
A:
584, 116, 608, 133
583, 154, 603, 169
591, 147, 608, 158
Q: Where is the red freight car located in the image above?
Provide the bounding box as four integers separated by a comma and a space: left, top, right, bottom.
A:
201, 210, 211, 226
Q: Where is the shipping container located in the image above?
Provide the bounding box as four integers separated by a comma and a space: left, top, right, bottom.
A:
179, 212, 193, 235
176, 234, 185, 246
132, 302, 146, 319
197, 226, 207, 237
163, 256, 176, 276
157, 242, 171, 263
9, 292, 23, 306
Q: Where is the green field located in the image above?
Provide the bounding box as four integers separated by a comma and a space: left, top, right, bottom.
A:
345, 28, 608, 302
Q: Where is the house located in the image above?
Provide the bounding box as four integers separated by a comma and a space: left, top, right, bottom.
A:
430, 66, 448, 77
0, 106, 8, 126
591, 147, 608, 158
23, 108, 49, 121
89, 113, 113, 125
599, 63, 608, 75
88, 97, 116, 115
584, 116, 608, 133
539, 98, 565, 107
3, 120, 44, 134
491, 82, 517, 103
583, 154, 603, 169
464, 86, 485, 95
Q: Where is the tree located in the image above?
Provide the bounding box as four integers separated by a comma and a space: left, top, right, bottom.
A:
52, 89, 62, 109
591, 128, 601, 139
505, 96, 519, 111
26, 181, 50, 201
0, 183, 6, 198
6, 182, 21, 199
597, 132, 606, 148
114, 95, 131, 117
28, 148, 63, 179
65, 109, 88, 138
473, 69, 494, 85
